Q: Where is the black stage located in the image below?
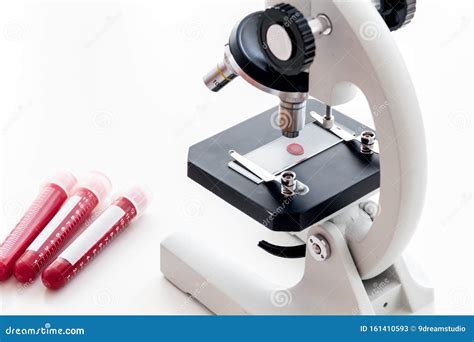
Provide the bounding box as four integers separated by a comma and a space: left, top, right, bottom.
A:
188, 99, 380, 232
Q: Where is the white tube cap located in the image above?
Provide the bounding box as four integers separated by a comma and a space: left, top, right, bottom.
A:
46, 170, 77, 196
80, 171, 112, 203
123, 186, 150, 217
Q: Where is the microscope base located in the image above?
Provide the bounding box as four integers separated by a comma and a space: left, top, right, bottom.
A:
160, 221, 433, 315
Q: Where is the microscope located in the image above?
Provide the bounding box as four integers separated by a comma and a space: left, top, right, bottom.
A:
161, 0, 434, 314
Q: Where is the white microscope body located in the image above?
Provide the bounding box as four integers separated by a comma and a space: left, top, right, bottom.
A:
161, 0, 434, 315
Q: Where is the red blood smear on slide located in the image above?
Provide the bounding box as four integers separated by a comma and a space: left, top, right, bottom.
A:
287, 143, 304, 156
0, 183, 68, 281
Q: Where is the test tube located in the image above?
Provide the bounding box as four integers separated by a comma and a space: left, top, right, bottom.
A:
0, 171, 76, 281
13, 171, 111, 283
42, 187, 148, 290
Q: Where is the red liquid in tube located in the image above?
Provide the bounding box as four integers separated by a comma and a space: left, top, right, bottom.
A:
13, 172, 111, 283
0, 171, 76, 281
42, 187, 148, 290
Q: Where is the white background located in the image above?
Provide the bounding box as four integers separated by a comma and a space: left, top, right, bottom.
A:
0, 0, 472, 315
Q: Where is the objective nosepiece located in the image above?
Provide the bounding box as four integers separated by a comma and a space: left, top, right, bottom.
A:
203, 59, 238, 92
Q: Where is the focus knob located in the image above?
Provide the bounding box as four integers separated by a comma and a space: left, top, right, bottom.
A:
259, 3, 316, 75
376, 0, 416, 31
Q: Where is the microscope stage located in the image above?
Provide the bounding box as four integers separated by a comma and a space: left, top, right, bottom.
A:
228, 122, 342, 183
188, 99, 380, 232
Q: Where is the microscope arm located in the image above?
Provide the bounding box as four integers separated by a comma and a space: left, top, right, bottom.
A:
267, 0, 427, 280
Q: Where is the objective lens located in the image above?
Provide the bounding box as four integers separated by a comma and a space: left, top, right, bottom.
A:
203, 59, 237, 92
